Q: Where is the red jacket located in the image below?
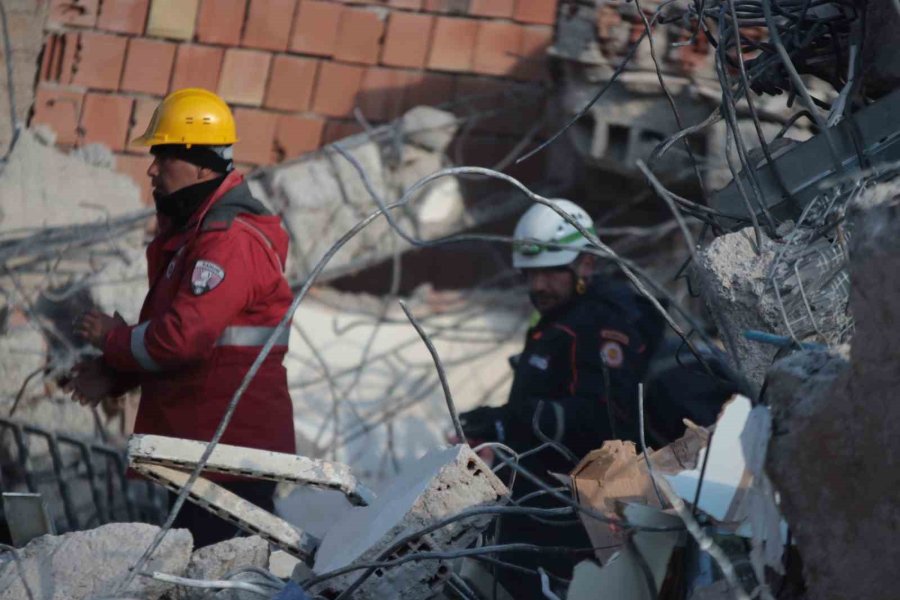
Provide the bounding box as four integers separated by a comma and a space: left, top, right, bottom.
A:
104, 172, 296, 459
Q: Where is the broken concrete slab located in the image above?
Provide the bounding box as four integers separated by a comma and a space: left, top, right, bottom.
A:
764, 183, 900, 600
309, 444, 508, 600
0, 522, 192, 600
0, 129, 141, 231
694, 221, 852, 388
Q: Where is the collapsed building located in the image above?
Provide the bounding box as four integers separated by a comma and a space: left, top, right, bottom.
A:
0, 0, 898, 598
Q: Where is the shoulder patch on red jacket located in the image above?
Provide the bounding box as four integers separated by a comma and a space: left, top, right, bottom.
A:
191, 260, 225, 295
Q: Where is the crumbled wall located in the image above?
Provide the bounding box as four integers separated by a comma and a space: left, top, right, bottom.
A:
28, 0, 559, 203
765, 182, 900, 600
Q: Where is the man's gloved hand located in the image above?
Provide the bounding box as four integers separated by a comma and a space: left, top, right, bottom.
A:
459, 406, 508, 443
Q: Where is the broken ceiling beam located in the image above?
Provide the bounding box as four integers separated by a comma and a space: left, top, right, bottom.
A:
136, 463, 319, 562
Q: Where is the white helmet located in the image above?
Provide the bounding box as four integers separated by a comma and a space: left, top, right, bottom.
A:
512, 199, 596, 269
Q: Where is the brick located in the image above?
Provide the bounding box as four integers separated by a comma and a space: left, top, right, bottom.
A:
427, 17, 478, 72
387, 0, 422, 7
264, 55, 318, 112
289, 0, 342, 57
311, 61, 364, 117
115, 153, 153, 204
334, 7, 385, 66
79, 93, 133, 151
128, 97, 158, 152
146, 0, 199, 40
196, 0, 246, 45
513, 0, 558, 25
39, 34, 68, 83
218, 48, 272, 106
121, 38, 176, 95
61, 31, 128, 90
232, 108, 279, 165
515, 25, 553, 80
30, 86, 85, 145
242, 0, 297, 51
473, 21, 522, 76
381, 12, 433, 69
169, 44, 224, 92
273, 114, 324, 160
358, 67, 410, 122
97, 0, 150, 34
404, 71, 455, 109
322, 119, 363, 145
48, 0, 99, 28
469, 0, 513, 18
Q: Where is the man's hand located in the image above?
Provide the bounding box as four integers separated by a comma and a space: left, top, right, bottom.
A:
74, 310, 126, 349
63, 358, 117, 407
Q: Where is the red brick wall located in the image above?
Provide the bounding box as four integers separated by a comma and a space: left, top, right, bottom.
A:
30, 0, 558, 203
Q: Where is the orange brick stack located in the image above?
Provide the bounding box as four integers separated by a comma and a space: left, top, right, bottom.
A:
31, 0, 559, 203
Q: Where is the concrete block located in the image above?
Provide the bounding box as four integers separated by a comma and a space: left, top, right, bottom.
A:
309, 444, 508, 599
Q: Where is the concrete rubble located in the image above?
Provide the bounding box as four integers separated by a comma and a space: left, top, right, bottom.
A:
1, 0, 897, 597
0, 522, 192, 600
309, 444, 509, 599
167, 536, 270, 600
763, 182, 900, 600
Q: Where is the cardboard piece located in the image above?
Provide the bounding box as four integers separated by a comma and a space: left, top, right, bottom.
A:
569, 426, 708, 562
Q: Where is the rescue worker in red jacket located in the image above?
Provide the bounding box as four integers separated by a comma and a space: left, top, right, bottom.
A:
69, 88, 296, 547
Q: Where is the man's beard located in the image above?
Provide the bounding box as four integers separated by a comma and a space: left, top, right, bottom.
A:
529, 291, 563, 313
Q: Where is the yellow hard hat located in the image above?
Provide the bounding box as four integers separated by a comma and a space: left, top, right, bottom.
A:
131, 88, 238, 147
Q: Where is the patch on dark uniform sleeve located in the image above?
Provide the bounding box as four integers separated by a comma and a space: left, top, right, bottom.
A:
600, 340, 624, 368
191, 260, 225, 295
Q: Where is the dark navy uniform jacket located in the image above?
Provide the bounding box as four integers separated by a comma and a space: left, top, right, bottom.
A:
503, 278, 665, 474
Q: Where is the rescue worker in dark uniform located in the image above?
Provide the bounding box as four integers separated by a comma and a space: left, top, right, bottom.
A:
459, 199, 664, 598
69, 89, 296, 547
